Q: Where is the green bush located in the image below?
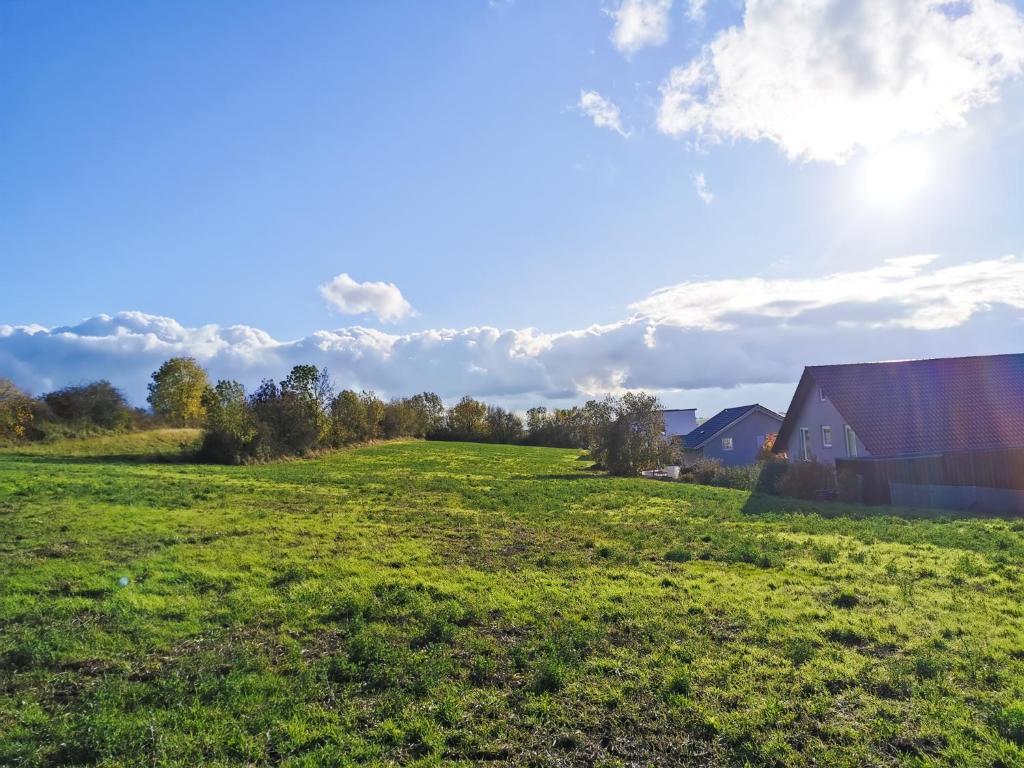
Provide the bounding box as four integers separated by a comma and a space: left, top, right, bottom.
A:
773, 460, 836, 500
198, 380, 256, 464
754, 456, 789, 493
41, 381, 136, 431
678, 458, 761, 490
837, 467, 863, 502
0, 379, 34, 442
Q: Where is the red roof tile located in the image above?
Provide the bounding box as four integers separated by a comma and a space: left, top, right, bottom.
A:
794, 353, 1024, 457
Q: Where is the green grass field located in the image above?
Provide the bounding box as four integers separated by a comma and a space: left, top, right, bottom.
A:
3, 431, 1024, 766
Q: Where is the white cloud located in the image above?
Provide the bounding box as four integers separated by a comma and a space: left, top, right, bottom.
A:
318, 273, 414, 322
657, 0, 1024, 162
607, 0, 673, 55
3, 256, 1022, 411
686, 0, 706, 21
692, 171, 714, 203
578, 90, 630, 136
629, 254, 1024, 330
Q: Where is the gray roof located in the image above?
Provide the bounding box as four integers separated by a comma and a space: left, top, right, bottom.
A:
683, 404, 782, 449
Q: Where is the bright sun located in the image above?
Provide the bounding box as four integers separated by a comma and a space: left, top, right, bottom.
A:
859, 143, 931, 208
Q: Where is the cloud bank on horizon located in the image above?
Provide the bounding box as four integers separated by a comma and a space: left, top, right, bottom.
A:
3, 255, 1022, 408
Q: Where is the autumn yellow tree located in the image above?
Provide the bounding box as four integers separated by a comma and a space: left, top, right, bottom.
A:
0, 378, 34, 441
147, 357, 210, 426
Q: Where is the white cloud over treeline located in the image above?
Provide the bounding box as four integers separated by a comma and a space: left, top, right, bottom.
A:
2, 255, 1022, 407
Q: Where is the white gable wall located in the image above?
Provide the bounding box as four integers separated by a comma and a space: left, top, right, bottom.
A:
783, 378, 870, 465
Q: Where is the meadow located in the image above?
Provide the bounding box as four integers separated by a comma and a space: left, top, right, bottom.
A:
2, 431, 1024, 767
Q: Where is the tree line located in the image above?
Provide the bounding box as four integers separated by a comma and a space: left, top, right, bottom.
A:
0, 378, 151, 441
191, 360, 673, 473
0, 358, 674, 475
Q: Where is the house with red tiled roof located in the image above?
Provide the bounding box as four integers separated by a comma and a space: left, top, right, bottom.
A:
775, 353, 1024, 464
774, 353, 1024, 512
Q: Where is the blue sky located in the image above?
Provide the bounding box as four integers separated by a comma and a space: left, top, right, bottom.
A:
3, 0, 1024, 413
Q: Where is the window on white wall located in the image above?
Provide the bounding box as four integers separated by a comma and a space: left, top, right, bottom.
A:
722, 437, 733, 451
818, 386, 826, 401
844, 425, 858, 457
799, 428, 810, 460
821, 426, 832, 447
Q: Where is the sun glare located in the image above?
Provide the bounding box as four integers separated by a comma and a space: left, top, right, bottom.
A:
859, 143, 931, 209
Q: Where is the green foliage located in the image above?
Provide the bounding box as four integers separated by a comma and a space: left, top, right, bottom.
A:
198, 380, 256, 464
532, 656, 566, 693
664, 546, 692, 563
589, 392, 672, 476
147, 357, 210, 426
773, 459, 837, 499
832, 590, 859, 609
524, 403, 597, 448
444, 395, 489, 441
195, 361, 449, 463
280, 364, 334, 443
484, 405, 524, 444
248, 377, 320, 456
0, 379, 33, 442
4, 434, 1024, 766
783, 637, 815, 667
330, 389, 382, 445
813, 543, 840, 563
665, 669, 692, 697
992, 702, 1024, 746
41, 380, 135, 430
679, 458, 764, 490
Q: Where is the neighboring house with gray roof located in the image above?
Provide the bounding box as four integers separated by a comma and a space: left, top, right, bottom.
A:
680, 404, 783, 467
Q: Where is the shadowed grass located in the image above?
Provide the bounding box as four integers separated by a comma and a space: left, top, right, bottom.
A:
2, 433, 1024, 766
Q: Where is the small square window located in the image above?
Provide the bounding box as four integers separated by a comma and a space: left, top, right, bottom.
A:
722, 437, 733, 451
821, 426, 832, 447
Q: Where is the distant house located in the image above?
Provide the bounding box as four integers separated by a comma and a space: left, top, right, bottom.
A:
679, 405, 783, 467
774, 353, 1024, 512
660, 408, 697, 439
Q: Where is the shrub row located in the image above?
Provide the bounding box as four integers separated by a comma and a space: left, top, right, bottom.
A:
676, 456, 838, 499
0, 378, 154, 442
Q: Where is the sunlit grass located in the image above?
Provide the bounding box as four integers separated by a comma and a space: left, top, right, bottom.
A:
2, 433, 1023, 766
